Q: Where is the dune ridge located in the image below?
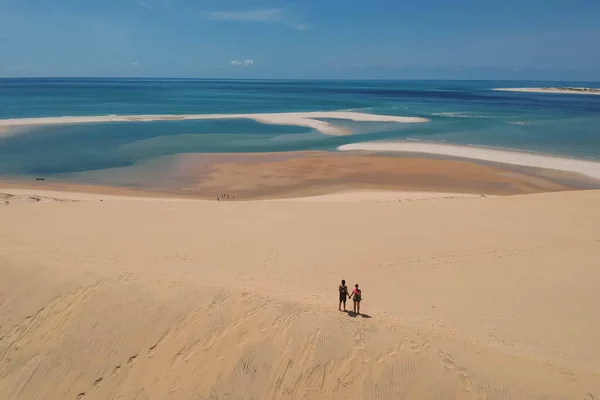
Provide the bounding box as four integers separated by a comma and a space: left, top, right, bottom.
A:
0, 111, 429, 137
1, 188, 599, 399
338, 141, 600, 180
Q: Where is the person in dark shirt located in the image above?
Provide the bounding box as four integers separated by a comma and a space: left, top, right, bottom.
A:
338, 279, 350, 311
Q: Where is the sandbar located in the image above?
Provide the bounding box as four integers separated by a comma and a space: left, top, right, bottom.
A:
493, 87, 600, 95
338, 141, 600, 180
0, 111, 429, 136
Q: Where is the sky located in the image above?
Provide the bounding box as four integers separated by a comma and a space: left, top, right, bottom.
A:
1, 0, 600, 80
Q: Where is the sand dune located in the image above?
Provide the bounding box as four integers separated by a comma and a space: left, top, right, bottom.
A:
1, 189, 599, 399
338, 141, 600, 180
271, 190, 485, 203
0, 111, 429, 137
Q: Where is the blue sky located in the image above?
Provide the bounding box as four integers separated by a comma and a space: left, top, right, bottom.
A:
1, 0, 600, 80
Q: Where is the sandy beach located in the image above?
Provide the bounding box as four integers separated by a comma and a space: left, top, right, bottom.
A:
0, 111, 429, 137
1, 186, 599, 399
2, 150, 597, 200
493, 87, 600, 95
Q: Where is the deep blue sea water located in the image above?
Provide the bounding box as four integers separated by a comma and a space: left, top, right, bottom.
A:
0, 78, 599, 177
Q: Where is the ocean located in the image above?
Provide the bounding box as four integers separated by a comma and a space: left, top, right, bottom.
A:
1, 78, 599, 178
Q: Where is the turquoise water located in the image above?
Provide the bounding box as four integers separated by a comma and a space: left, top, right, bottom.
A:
1, 79, 599, 177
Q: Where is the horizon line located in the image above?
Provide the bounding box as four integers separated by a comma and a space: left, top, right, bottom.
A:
1, 77, 600, 84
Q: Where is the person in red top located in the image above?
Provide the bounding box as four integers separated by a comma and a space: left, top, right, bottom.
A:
350, 284, 362, 315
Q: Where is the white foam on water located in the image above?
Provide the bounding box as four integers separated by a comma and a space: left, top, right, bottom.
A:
434, 112, 499, 119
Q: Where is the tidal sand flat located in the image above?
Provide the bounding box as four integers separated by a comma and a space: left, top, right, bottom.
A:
0, 189, 599, 399
0, 111, 429, 136
4, 150, 594, 200
338, 142, 600, 181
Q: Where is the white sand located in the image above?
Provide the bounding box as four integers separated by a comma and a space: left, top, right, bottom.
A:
270, 190, 485, 203
1, 188, 599, 399
338, 141, 600, 180
0, 111, 429, 137
0, 188, 194, 203
493, 87, 600, 95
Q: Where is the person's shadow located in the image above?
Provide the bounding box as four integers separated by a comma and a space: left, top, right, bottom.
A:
344, 310, 372, 318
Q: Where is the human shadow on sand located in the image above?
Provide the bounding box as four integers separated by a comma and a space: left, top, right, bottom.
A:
344, 311, 372, 318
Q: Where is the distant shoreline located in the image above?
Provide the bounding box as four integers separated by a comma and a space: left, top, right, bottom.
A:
493, 87, 600, 95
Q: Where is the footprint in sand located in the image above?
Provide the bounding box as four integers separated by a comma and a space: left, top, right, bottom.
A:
398, 337, 409, 352
127, 355, 138, 366
184, 340, 202, 362
237, 331, 248, 347
93, 377, 103, 389
76, 393, 86, 399
409, 341, 420, 352
110, 365, 121, 378
477, 388, 487, 400
170, 351, 183, 371
147, 344, 158, 357
241, 292, 253, 303
584, 394, 595, 400
270, 316, 281, 329
169, 377, 182, 394
438, 350, 454, 370
352, 327, 366, 349
458, 367, 473, 391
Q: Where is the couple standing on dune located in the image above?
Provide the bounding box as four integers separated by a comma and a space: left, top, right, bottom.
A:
338, 279, 362, 314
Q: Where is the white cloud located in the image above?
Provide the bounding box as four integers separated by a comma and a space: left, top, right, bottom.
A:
230, 59, 254, 67
132, 62, 139, 66
210, 9, 283, 22
209, 9, 309, 30
3, 65, 20, 71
